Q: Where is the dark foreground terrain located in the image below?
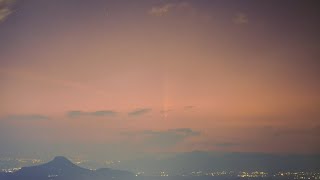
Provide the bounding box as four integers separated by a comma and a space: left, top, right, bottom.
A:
0, 156, 316, 180
0, 156, 133, 180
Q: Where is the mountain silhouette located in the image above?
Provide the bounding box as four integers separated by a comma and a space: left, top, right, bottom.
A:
45, 156, 76, 167
15, 156, 91, 178
0, 156, 134, 180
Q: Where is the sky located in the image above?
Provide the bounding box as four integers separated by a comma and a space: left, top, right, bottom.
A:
0, 0, 320, 159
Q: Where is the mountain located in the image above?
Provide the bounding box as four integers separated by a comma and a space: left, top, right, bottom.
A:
115, 151, 320, 174
0, 156, 134, 180
16, 156, 91, 177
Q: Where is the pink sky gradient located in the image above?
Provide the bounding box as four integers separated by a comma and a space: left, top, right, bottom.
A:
0, 0, 319, 157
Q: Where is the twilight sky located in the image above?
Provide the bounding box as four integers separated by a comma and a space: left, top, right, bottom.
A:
0, 0, 319, 159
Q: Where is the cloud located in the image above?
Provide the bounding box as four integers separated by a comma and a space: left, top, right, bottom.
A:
254, 125, 320, 140
148, 3, 174, 17
67, 110, 117, 118
141, 128, 200, 147
173, 128, 201, 136
90, 110, 117, 116
272, 126, 320, 137
121, 128, 200, 148
160, 109, 173, 113
0, 0, 16, 23
148, 2, 194, 17
233, 12, 249, 25
184, 106, 194, 110
0, 114, 50, 121
215, 142, 240, 147
67, 111, 86, 118
128, 108, 151, 116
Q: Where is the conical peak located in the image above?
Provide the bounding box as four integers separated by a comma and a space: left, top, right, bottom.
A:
53, 156, 70, 162
49, 156, 74, 166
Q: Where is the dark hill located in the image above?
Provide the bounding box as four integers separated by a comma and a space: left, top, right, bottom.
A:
0, 156, 134, 180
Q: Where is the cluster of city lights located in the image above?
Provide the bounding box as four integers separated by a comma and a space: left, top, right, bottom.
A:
275, 171, 320, 180
1, 167, 21, 173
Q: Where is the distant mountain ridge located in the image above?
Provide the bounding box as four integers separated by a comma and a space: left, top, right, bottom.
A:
115, 151, 320, 174
0, 156, 134, 180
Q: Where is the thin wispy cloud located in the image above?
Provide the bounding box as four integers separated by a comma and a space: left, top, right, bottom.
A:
215, 142, 240, 147
160, 109, 173, 113
184, 106, 194, 110
128, 108, 151, 116
148, 3, 174, 17
125, 128, 201, 148
67, 110, 117, 118
233, 12, 249, 25
142, 128, 200, 147
0, 114, 50, 121
148, 2, 195, 17
90, 110, 117, 116
0, 0, 16, 23
270, 126, 320, 138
